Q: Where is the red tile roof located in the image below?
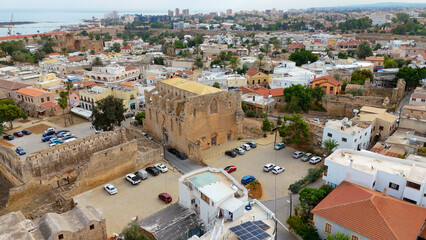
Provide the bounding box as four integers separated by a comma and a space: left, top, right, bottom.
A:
125, 67, 137, 71
287, 43, 305, 50
312, 75, 341, 87
121, 82, 135, 87
412, 93, 426, 100
419, 52, 426, 59
0, 32, 65, 41
17, 88, 50, 97
0, 79, 31, 90
251, 86, 283, 97
82, 81, 96, 87
122, 46, 131, 50
246, 68, 261, 76
365, 56, 385, 61
312, 181, 426, 240
41, 101, 58, 108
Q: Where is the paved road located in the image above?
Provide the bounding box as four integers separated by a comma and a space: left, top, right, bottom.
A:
164, 151, 204, 174
396, 90, 412, 117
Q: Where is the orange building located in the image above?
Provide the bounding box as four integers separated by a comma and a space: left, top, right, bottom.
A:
311, 75, 341, 94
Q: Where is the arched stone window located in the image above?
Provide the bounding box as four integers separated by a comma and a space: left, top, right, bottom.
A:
210, 98, 218, 114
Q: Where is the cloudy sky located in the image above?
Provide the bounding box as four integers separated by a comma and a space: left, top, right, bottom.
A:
1, 0, 425, 12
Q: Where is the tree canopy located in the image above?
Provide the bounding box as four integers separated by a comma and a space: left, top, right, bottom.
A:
122, 222, 150, 240
355, 42, 372, 59
110, 42, 121, 53
395, 66, 425, 89
0, 99, 24, 129
92, 96, 126, 131
350, 69, 373, 85
278, 114, 310, 144
289, 48, 318, 66
283, 84, 313, 112
338, 17, 372, 31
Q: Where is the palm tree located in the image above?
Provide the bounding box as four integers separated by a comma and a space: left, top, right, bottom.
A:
323, 139, 339, 156
195, 57, 203, 69
257, 54, 264, 67
65, 81, 74, 125
60, 47, 68, 56
58, 91, 69, 127
229, 57, 240, 71
263, 43, 271, 56
81, 46, 87, 52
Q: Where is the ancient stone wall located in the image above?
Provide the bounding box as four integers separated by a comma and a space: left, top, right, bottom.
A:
0, 145, 24, 184
323, 94, 386, 117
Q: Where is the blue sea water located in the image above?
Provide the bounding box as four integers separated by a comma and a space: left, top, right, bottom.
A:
0, 9, 165, 36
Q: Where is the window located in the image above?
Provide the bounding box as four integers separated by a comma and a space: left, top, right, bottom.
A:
47, 97, 50, 101
210, 98, 218, 114
422, 99, 426, 102
201, 193, 210, 204
327, 133, 332, 137
258, 80, 260, 84
90, 224, 94, 230
58, 234, 64, 239
191, 198, 195, 204
324, 222, 332, 234
330, 86, 334, 92
379, 126, 384, 131
406, 181, 421, 190
412, 98, 416, 101
389, 182, 399, 190
351, 235, 359, 240
403, 197, 417, 204
354, 139, 357, 142
342, 137, 347, 142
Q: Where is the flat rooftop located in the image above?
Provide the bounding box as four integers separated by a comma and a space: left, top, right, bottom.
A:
161, 77, 221, 95
327, 149, 426, 183
325, 119, 370, 135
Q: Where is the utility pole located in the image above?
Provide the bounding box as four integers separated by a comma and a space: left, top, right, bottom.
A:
289, 191, 293, 218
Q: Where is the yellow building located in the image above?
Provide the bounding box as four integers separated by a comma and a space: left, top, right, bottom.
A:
351, 106, 398, 141
79, 85, 138, 112
311, 75, 341, 94
33, 73, 64, 94
245, 68, 270, 87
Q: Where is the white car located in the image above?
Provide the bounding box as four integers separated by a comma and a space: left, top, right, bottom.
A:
263, 163, 275, 172
313, 118, 321, 124
63, 138, 77, 143
241, 144, 251, 151
293, 151, 304, 159
104, 184, 118, 195
272, 166, 285, 175
309, 156, 322, 165
49, 142, 58, 147
154, 163, 168, 173
125, 173, 141, 185
234, 147, 245, 155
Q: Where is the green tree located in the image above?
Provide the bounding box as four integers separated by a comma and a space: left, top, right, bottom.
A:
384, 58, 398, 68
122, 222, 150, 240
246, 110, 256, 118
285, 96, 302, 112
92, 57, 104, 66
174, 40, 185, 49
351, 69, 373, 85
277, 116, 283, 126
261, 117, 272, 132
60, 47, 68, 55
323, 138, 339, 155
213, 82, 220, 88
346, 88, 363, 96
65, 81, 74, 124
299, 187, 328, 207
153, 57, 164, 65
283, 84, 312, 111
396, 13, 410, 23
242, 102, 249, 112
278, 114, 310, 144
310, 86, 325, 105
289, 48, 318, 66
195, 57, 203, 69
355, 42, 372, 59
92, 96, 126, 131
110, 42, 121, 53
326, 232, 350, 240
337, 52, 348, 59
135, 112, 145, 125
229, 56, 239, 70
0, 101, 23, 129
257, 54, 264, 67
395, 66, 425, 89
58, 91, 69, 126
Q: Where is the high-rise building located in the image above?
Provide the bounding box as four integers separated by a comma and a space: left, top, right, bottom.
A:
226, 9, 232, 15
182, 9, 189, 17
168, 10, 174, 17
175, 8, 180, 17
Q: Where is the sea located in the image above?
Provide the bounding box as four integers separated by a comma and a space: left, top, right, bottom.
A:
0, 9, 166, 37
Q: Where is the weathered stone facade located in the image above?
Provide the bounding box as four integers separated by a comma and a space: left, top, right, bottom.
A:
57, 33, 103, 52
144, 78, 244, 162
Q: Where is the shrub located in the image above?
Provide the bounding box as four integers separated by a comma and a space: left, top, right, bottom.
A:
287, 216, 303, 230
289, 183, 302, 194
289, 166, 325, 194
246, 110, 256, 117
297, 224, 321, 240
345, 88, 363, 96
306, 146, 314, 153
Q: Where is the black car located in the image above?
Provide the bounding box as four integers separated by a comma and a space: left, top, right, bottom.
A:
3, 134, 14, 140
247, 141, 257, 148
125, 113, 135, 118
176, 152, 187, 160
42, 130, 55, 137
21, 129, 32, 135
146, 167, 159, 176
225, 150, 237, 158
56, 130, 69, 135
168, 148, 179, 155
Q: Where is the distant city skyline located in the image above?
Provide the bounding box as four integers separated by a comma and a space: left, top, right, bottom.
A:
1, 0, 425, 12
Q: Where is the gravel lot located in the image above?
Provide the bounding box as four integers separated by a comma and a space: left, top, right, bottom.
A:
204, 142, 318, 201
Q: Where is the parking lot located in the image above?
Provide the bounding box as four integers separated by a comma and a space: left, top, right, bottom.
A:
204, 142, 318, 201
73, 162, 181, 236
3, 121, 95, 157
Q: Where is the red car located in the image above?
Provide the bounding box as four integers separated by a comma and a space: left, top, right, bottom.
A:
224, 165, 237, 173
13, 131, 24, 137
158, 193, 172, 203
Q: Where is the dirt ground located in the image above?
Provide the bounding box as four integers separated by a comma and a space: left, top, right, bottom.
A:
0, 139, 14, 147
246, 183, 263, 199
243, 118, 263, 139
47, 114, 89, 128
26, 123, 53, 134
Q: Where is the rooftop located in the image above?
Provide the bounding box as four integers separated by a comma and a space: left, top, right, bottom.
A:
326, 149, 426, 183
16, 87, 50, 97
161, 77, 221, 95
312, 181, 426, 240
352, 106, 397, 124
325, 118, 370, 135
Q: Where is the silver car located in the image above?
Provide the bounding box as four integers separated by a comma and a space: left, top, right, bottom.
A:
301, 153, 313, 162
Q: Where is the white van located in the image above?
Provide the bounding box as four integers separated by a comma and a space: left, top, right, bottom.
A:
135, 169, 148, 180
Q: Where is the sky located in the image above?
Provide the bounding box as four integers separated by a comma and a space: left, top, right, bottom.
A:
0, 0, 425, 12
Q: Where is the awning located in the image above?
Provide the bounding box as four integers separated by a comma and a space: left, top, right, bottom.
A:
71, 107, 92, 119
219, 197, 244, 213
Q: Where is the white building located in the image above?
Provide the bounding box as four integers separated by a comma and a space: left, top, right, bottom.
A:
84, 64, 140, 85
324, 148, 426, 207
322, 118, 371, 151
269, 60, 316, 89
367, 13, 393, 26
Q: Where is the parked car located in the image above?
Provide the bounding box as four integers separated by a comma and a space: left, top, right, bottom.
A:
49, 143, 59, 147
309, 156, 322, 165
224, 165, 237, 173
158, 193, 172, 203
168, 148, 179, 155
45, 127, 55, 132
63, 138, 77, 143
42, 130, 56, 137
146, 167, 159, 176
125, 173, 141, 185
225, 150, 237, 158
241, 176, 256, 185
274, 142, 285, 150
313, 118, 321, 124
176, 152, 187, 160
15, 147, 26, 155
247, 141, 257, 148
62, 135, 76, 140
104, 184, 118, 195
50, 138, 63, 144
234, 147, 245, 155
241, 144, 251, 151
56, 130, 69, 135
42, 136, 56, 142
301, 153, 313, 162
3, 134, 14, 140
61, 132, 73, 138
21, 129, 31, 135
154, 163, 168, 173
13, 131, 24, 137
293, 151, 304, 159
135, 169, 148, 180
263, 163, 275, 172
125, 112, 135, 118
272, 166, 285, 175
